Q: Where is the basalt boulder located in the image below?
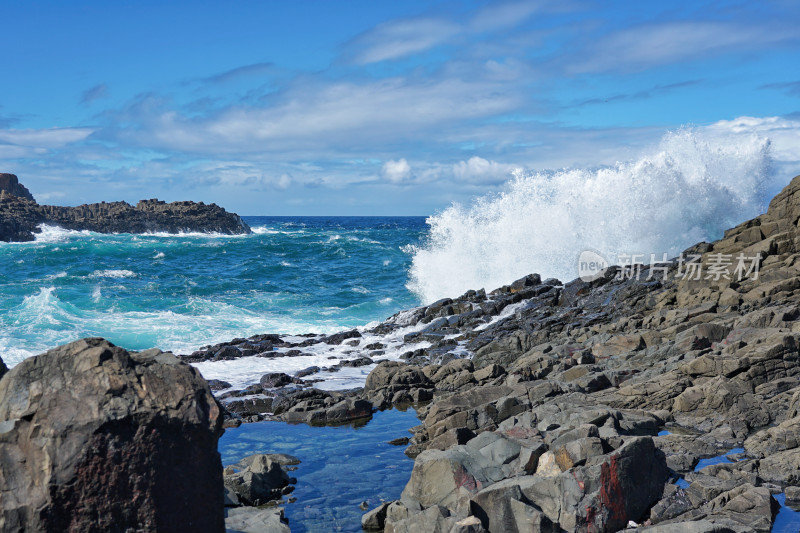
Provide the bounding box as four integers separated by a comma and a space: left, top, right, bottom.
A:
0, 338, 225, 532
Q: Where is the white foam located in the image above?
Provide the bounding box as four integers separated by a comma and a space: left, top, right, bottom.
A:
33, 224, 97, 243
408, 128, 775, 303
474, 300, 528, 331
251, 226, 279, 235
89, 269, 137, 279
193, 354, 343, 390
192, 319, 435, 390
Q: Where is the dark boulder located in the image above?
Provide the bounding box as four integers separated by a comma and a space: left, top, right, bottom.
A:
0, 338, 225, 532
260, 372, 294, 388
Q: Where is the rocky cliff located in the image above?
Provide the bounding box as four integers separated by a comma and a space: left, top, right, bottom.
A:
0, 173, 251, 242
0, 338, 225, 532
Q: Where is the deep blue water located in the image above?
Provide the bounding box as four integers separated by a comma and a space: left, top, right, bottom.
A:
219, 407, 419, 533
0, 216, 427, 366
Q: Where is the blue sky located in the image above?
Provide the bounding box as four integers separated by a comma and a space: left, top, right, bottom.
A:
1, 0, 799, 214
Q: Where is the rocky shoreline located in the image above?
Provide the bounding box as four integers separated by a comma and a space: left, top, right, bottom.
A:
2, 176, 800, 531
0, 173, 250, 242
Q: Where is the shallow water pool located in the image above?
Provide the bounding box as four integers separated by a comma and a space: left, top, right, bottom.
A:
219, 407, 419, 532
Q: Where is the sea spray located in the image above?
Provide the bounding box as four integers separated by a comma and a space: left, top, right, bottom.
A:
407, 128, 774, 303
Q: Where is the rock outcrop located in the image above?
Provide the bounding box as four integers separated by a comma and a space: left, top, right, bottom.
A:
0, 174, 250, 242
0, 338, 225, 532
0, 173, 35, 202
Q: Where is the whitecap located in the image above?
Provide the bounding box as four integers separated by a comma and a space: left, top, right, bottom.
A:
251, 226, 279, 235
89, 269, 137, 279
408, 127, 775, 303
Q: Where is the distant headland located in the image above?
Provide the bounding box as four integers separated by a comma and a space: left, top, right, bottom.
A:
0, 173, 251, 242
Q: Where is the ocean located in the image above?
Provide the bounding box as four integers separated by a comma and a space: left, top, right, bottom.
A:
0, 216, 427, 371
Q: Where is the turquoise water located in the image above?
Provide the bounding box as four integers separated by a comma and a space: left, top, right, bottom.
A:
0, 216, 426, 366
219, 407, 419, 532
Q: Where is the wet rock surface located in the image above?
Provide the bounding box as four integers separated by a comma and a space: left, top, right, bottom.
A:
205, 175, 800, 532
0, 174, 250, 241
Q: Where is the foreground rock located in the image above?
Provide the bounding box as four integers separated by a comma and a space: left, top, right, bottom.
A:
0, 173, 250, 242
0, 338, 225, 532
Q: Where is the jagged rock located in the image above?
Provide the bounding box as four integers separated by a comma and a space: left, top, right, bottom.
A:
208, 378, 233, 391
259, 373, 293, 388
0, 338, 224, 532
699, 484, 779, 533
223, 454, 291, 506
744, 415, 800, 455
362, 501, 391, 531
385, 504, 456, 533
632, 519, 750, 532
0, 174, 250, 242
0, 173, 35, 202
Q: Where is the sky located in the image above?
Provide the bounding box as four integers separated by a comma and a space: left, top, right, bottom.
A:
0, 0, 799, 215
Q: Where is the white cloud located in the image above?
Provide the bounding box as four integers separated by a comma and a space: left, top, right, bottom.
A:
117, 77, 520, 156
275, 174, 292, 190
452, 156, 520, 184
571, 22, 796, 73
382, 158, 411, 183
350, 18, 460, 64
469, 1, 544, 32
0, 127, 94, 148
349, 1, 551, 65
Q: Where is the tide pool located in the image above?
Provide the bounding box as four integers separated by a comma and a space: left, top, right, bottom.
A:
219, 407, 419, 532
